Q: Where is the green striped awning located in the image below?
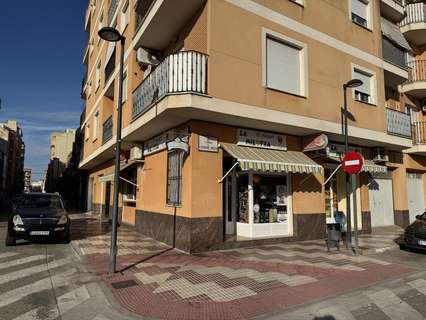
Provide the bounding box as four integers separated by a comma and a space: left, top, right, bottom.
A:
221, 143, 323, 174
363, 160, 387, 173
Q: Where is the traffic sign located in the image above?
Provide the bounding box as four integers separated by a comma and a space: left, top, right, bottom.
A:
342, 152, 364, 174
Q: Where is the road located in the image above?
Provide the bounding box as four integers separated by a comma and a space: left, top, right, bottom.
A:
0, 214, 140, 320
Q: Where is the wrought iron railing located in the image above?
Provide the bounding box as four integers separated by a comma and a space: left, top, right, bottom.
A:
412, 121, 426, 144
407, 60, 426, 83
108, 0, 119, 24
132, 51, 208, 119
400, 2, 426, 26
386, 108, 412, 138
382, 37, 407, 69
102, 116, 113, 144
105, 51, 116, 83
135, 0, 155, 31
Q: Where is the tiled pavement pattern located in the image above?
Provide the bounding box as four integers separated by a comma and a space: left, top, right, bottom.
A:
71, 214, 415, 319
271, 271, 426, 320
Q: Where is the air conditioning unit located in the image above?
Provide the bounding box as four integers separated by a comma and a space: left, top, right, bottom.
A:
129, 146, 143, 160
372, 147, 389, 163
136, 48, 160, 67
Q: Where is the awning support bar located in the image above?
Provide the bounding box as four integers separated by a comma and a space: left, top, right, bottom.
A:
322, 164, 342, 186
218, 161, 240, 184
119, 176, 139, 187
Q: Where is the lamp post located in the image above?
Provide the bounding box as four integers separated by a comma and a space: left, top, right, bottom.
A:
98, 27, 125, 273
342, 79, 363, 251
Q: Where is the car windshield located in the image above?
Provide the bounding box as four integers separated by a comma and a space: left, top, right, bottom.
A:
18, 195, 63, 210
420, 213, 426, 220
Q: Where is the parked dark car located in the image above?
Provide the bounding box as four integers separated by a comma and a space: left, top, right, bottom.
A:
403, 212, 426, 251
6, 193, 70, 246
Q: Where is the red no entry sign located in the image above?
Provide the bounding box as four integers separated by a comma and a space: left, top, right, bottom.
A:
342, 152, 364, 174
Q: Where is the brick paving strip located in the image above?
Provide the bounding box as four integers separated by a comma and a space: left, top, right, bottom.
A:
70, 214, 415, 319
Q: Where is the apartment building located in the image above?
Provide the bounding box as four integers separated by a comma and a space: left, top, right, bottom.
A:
50, 129, 76, 164
79, 0, 426, 253
23, 168, 32, 193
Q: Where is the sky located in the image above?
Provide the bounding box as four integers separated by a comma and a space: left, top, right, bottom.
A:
0, 1, 87, 180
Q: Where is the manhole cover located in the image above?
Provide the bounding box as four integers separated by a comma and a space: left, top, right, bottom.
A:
111, 279, 138, 289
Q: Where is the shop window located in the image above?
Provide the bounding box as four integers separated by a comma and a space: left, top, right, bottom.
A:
167, 150, 183, 206
252, 175, 290, 224
123, 167, 137, 204
238, 174, 249, 223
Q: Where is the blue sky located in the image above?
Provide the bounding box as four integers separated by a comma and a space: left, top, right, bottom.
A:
0, 1, 87, 179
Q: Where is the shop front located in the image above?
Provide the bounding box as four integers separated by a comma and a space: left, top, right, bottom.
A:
221, 129, 323, 240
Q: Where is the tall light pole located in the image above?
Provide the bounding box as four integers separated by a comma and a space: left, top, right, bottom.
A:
98, 27, 125, 273
342, 79, 363, 251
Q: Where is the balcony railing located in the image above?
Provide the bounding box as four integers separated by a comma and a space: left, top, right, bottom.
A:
412, 121, 426, 144
135, 0, 155, 31
102, 116, 113, 145
407, 60, 426, 83
108, 0, 119, 24
386, 108, 412, 138
382, 37, 407, 69
400, 2, 426, 26
132, 51, 208, 119
105, 51, 116, 83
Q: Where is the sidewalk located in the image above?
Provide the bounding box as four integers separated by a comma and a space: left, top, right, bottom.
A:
70, 213, 413, 320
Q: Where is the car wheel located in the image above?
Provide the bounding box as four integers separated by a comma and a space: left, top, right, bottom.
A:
5, 231, 16, 246
63, 228, 71, 244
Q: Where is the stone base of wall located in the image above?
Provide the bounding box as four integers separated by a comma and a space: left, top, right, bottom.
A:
135, 210, 223, 253
293, 213, 326, 241
394, 210, 409, 228
361, 211, 372, 234
135, 211, 326, 253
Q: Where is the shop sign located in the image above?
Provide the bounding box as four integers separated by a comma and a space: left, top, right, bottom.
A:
327, 143, 362, 159
143, 128, 189, 156
237, 129, 286, 150
198, 135, 218, 152
342, 152, 364, 174
302, 134, 328, 152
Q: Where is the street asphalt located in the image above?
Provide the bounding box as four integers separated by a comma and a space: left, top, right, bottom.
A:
1, 210, 426, 320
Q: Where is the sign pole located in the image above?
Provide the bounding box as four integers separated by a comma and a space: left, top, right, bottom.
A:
352, 174, 359, 255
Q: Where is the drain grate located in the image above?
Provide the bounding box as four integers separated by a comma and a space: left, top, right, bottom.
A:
111, 279, 138, 289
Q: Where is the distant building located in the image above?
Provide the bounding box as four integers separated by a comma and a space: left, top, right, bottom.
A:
23, 168, 31, 193
0, 120, 25, 209
50, 129, 76, 164
44, 158, 65, 193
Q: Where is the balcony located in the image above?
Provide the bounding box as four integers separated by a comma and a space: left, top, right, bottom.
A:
132, 51, 208, 119
108, 0, 119, 25
400, 60, 426, 98
102, 116, 113, 145
104, 50, 116, 84
380, 0, 405, 23
400, 1, 426, 46
386, 108, 412, 138
134, 0, 206, 51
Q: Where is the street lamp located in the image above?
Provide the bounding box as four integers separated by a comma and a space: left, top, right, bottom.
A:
342, 79, 363, 252
98, 26, 125, 273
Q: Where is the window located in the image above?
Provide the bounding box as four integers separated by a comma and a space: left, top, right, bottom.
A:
167, 150, 183, 206
352, 66, 376, 104
98, 11, 104, 44
123, 167, 137, 203
95, 61, 101, 90
121, 1, 130, 32
121, 69, 128, 103
93, 111, 99, 141
264, 31, 308, 97
351, 0, 370, 28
